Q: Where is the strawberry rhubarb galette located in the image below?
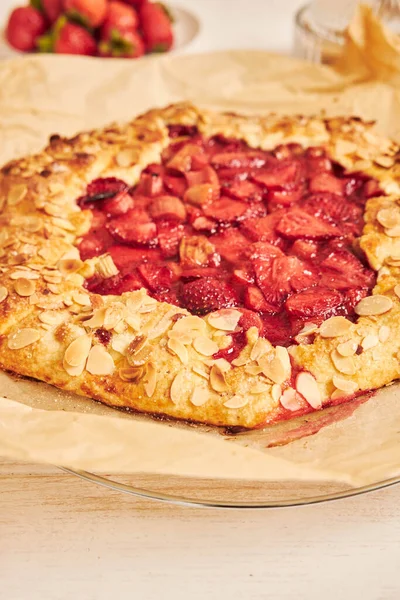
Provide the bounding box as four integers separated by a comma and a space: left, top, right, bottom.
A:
1, 103, 400, 429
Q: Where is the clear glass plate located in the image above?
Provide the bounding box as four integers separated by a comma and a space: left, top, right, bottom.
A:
60, 468, 400, 508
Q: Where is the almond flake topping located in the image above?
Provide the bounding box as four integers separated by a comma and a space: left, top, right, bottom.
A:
103, 303, 125, 330
294, 322, 319, 344
394, 285, 400, 299
250, 337, 271, 362
280, 388, 303, 412
64, 334, 92, 367
167, 337, 189, 364
271, 384, 282, 402
143, 362, 157, 397
170, 370, 188, 404
379, 325, 391, 343
244, 364, 263, 376
192, 364, 209, 379
63, 358, 85, 377
207, 309, 241, 331
355, 295, 393, 316
319, 316, 352, 338
258, 346, 291, 385
295, 372, 322, 409
84, 308, 107, 328
168, 330, 192, 345
0, 286, 8, 303
223, 396, 249, 409
8, 328, 41, 350
190, 388, 209, 407
116, 148, 137, 168
10, 270, 39, 280
72, 291, 91, 307
337, 340, 358, 357
38, 310, 64, 326
331, 349, 357, 375
118, 366, 144, 383
58, 258, 83, 275
127, 345, 151, 367
86, 344, 115, 376
14, 278, 35, 297
21, 216, 42, 233
171, 315, 206, 336
385, 255, 400, 267
377, 207, 400, 229
8, 184, 27, 206
193, 336, 219, 356
111, 333, 132, 354
361, 334, 379, 350
332, 375, 358, 394
147, 308, 177, 340
209, 364, 228, 392
250, 382, 271, 394
385, 225, 400, 237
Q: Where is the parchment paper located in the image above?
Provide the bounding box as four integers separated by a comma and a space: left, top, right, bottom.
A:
1, 5, 400, 488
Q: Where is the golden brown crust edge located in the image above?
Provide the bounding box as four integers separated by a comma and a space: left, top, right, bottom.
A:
0, 102, 400, 428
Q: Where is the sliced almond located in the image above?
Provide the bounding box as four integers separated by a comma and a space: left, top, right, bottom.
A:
385, 255, 400, 267
294, 322, 319, 344
193, 336, 219, 356
125, 313, 141, 331
331, 349, 357, 375
209, 364, 228, 392
84, 308, 107, 328
38, 310, 64, 326
14, 278, 35, 297
22, 216, 41, 233
167, 337, 189, 364
170, 370, 187, 404
127, 345, 151, 367
377, 207, 400, 229
64, 334, 92, 367
72, 291, 91, 307
223, 396, 249, 409
258, 346, 291, 385
143, 362, 157, 397
207, 309, 241, 331
279, 388, 303, 412
295, 372, 322, 409
58, 258, 83, 276
86, 344, 115, 376
111, 333, 132, 354
63, 357, 85, 377
192, 364, 209, 379
271, 384, 282, 402
118, 366, 144, 383
103, 303, 125, 330
379, 325, 391, 343
0, 286, 8, 303
8, 328, 41, 350
171, 315, 206, 336
319, 316, 352, 338
394, 285, 400, 299
250, 382, 271, 394
213, 358, 231, 372
10, 270, 39, 280
147, 308, 177, 340
332, 375, 358, 394
385, 225, 400, 237
116, 148, 137, 167
361, 334, 379, 350
337, 340, 357, 357
244, 364, 263, 376
190, 387, 209, 407
8, 184, 27, 206
250, 337, 271, 362
354, 295, 393, 316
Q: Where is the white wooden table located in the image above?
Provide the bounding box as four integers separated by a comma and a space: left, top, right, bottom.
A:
3, 1, 400, 599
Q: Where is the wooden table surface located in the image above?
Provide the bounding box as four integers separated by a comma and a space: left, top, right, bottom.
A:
2, 459, 400, 600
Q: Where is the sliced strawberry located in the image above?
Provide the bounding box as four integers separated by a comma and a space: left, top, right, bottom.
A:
107, 210, 157, 245
309, 172, 343, 195
301, 192, 363, 235
267, 186, 304, 210
192, 216, 218, 232
247, 241, 284, 262
319, 248, 375, 290
157, 221, 185, 258
289, 239, 319, 260
240, 212, 283, 245
180, 278, 239, 315
232, 268, 255, 285
112, 272, 144, 294
138, 264, 172, 292
254, 255, 309, 306
285, 287, 343, 319
237, 308, 264, 333
217, 167, 250, 183
251, 161, 301, 190
203, 197, 247, 222
78, 230, 113, 260
179, 235, 220, 268
164, 174, 187, 197
167, 144, 205, 173
212, 229, 249, 263
83, 177, 128, 205
211, 152, 267, 170
108, 245, 161, 271
244, 286, 277, 313
261, 314, 294, 347
181, 267, 222, 279
149, 196, 186, 221
276, 209, 341, 240
102, 191, 135, 217
223, 179, 264, 203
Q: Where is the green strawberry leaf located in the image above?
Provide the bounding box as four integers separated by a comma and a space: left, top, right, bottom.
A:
30, 0, 43, 11
151, 43, 168, 53
158, 3, 175, 23
36, 32, 54, 53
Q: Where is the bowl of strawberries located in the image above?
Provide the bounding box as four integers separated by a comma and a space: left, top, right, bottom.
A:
2, 0, 200, 59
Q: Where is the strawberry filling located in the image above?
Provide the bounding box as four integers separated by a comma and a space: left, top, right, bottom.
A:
78, 129, 381, 353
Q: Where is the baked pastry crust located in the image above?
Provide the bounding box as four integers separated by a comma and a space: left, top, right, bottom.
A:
1, 102, 400, 429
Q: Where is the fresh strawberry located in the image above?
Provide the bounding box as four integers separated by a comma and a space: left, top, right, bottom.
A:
89, 209, 107, 231
101, 1, 139, 38
240, 212, 283, 245
78, 230, 113, 260
192, 216, 217, 233
50, 21, 97, 55
108, 245, 161, 271
99, 28, 145, 58
254, 255, 311, 307
149, 196, 186, 221
289, 239, 319, 261
244, 286, 277, 313
285, 287, 343, 320
266, 186, 304, 211
223, 179, 264, 203
6, 6, 47, 52
157, 221, 184, 258
185, 184, 219, 207
138, 263, 172, 292
181, 267, 221, 279
237, 308, 264, 333
309, 172, 343, 195
261, 314, 293, 347
140, 1, 174, 53
203, 197, 247, 222
180, 278, 239, 315
247, 241, 284, 262
63, 0, 107, 28
107, 210, 157, 245
167, 124, 198, 139
113, 272, 145, 293
276, 209, 340, 240
319, 248, 375, 290
102, 191, 135, 216
301, 192, 363, 236
42, 0, 63, 24
251, 161, 301, 190
185, 165, 219, 188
